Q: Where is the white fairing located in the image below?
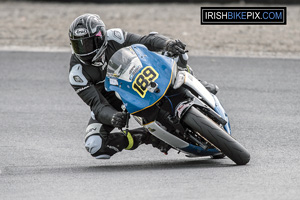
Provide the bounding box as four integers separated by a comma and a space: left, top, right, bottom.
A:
183, 71, 216, 108
144, 121, 189, 149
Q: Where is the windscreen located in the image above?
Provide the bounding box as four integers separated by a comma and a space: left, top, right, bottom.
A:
107, 47, 142, 82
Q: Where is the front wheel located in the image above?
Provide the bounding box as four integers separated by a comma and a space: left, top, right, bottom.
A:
182, 107, 250, 165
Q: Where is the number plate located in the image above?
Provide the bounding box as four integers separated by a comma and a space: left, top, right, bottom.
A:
132, 66, 159, 98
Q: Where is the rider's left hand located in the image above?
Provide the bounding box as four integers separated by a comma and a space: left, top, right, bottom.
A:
111, 112, 127, 128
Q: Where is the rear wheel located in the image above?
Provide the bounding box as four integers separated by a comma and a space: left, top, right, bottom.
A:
182, 107, 250, 165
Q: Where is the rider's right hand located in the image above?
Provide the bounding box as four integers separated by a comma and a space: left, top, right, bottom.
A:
166, 39, 186, 56
111, 112, 127, 128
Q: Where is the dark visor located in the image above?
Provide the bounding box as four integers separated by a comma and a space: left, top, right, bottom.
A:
71, 36, 105, 55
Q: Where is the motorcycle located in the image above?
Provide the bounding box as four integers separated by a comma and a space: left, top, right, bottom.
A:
104, 44, 250, 165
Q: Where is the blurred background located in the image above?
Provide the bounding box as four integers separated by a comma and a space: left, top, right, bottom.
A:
0, 0, 299, 58
4, 0, 300, 3
1, 1, 299, 199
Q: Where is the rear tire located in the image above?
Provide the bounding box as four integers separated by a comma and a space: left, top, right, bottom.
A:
182, 107, 250, 165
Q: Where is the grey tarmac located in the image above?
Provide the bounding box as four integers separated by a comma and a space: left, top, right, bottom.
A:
0, 51, 299, 200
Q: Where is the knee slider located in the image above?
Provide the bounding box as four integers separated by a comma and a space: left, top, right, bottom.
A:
85, 123, 112, 159
85, 135, 111, 159
85, 123, 103, 155
85, 135, 102, 155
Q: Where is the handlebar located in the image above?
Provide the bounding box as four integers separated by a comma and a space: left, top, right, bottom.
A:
163, 51, 189, 61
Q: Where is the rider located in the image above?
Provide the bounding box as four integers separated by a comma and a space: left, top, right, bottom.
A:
68, 13, 218, 159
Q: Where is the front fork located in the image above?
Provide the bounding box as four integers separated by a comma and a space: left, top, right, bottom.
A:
175, 90, 228, 128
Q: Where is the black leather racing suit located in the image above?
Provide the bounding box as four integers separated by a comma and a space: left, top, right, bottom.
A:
68, 29, 170, 158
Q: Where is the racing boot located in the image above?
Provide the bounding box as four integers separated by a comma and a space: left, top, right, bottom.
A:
145, 134, 171, 155
199, 80, 219, 95
125, 128, 171, 154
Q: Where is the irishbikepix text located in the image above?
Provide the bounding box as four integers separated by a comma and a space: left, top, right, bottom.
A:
201, 7, 286, 25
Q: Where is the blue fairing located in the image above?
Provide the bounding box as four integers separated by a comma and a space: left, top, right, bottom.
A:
181, 144, 219, 156
105, 44, 174, 114
105, 44, 231, 157
213, 95, 232, 135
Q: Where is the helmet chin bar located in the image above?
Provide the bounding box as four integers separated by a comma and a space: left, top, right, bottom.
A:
92, 40, 107, 63
73, 40, 107, 67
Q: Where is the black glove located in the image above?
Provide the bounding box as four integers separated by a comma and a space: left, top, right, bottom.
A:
111, 112, 127, 128
165, 39, 186, 56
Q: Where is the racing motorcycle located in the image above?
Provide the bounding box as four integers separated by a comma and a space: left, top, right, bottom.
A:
105, 44, 250, 165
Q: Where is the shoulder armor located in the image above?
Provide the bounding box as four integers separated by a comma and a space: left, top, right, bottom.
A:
69, 64, 88, 86
107, 28, 125, 44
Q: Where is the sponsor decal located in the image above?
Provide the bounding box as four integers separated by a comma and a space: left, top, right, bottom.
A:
109, 78, 118, 86
176, 101, 192, 118
73, 75, 83, 83
96, 31, 102, 37
76, 85, 90, 94
74, 28, 88, 36
107, 145, 120, 152
128, 64, 142, 80
114, 30, 122, 40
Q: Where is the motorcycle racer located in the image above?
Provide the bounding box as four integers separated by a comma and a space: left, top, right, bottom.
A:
68, 13, 218, 159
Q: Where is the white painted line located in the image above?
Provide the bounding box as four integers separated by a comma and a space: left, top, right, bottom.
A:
0, 46, 70, 53
0, 45, 298, 60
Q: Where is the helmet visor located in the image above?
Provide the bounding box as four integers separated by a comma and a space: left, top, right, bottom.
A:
71, 36, 105, 56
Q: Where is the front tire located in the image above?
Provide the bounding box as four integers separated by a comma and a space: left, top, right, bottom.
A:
182, 107, 250, 165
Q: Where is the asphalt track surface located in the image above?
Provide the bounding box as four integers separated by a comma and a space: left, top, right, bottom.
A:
0, 51, 299, 200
